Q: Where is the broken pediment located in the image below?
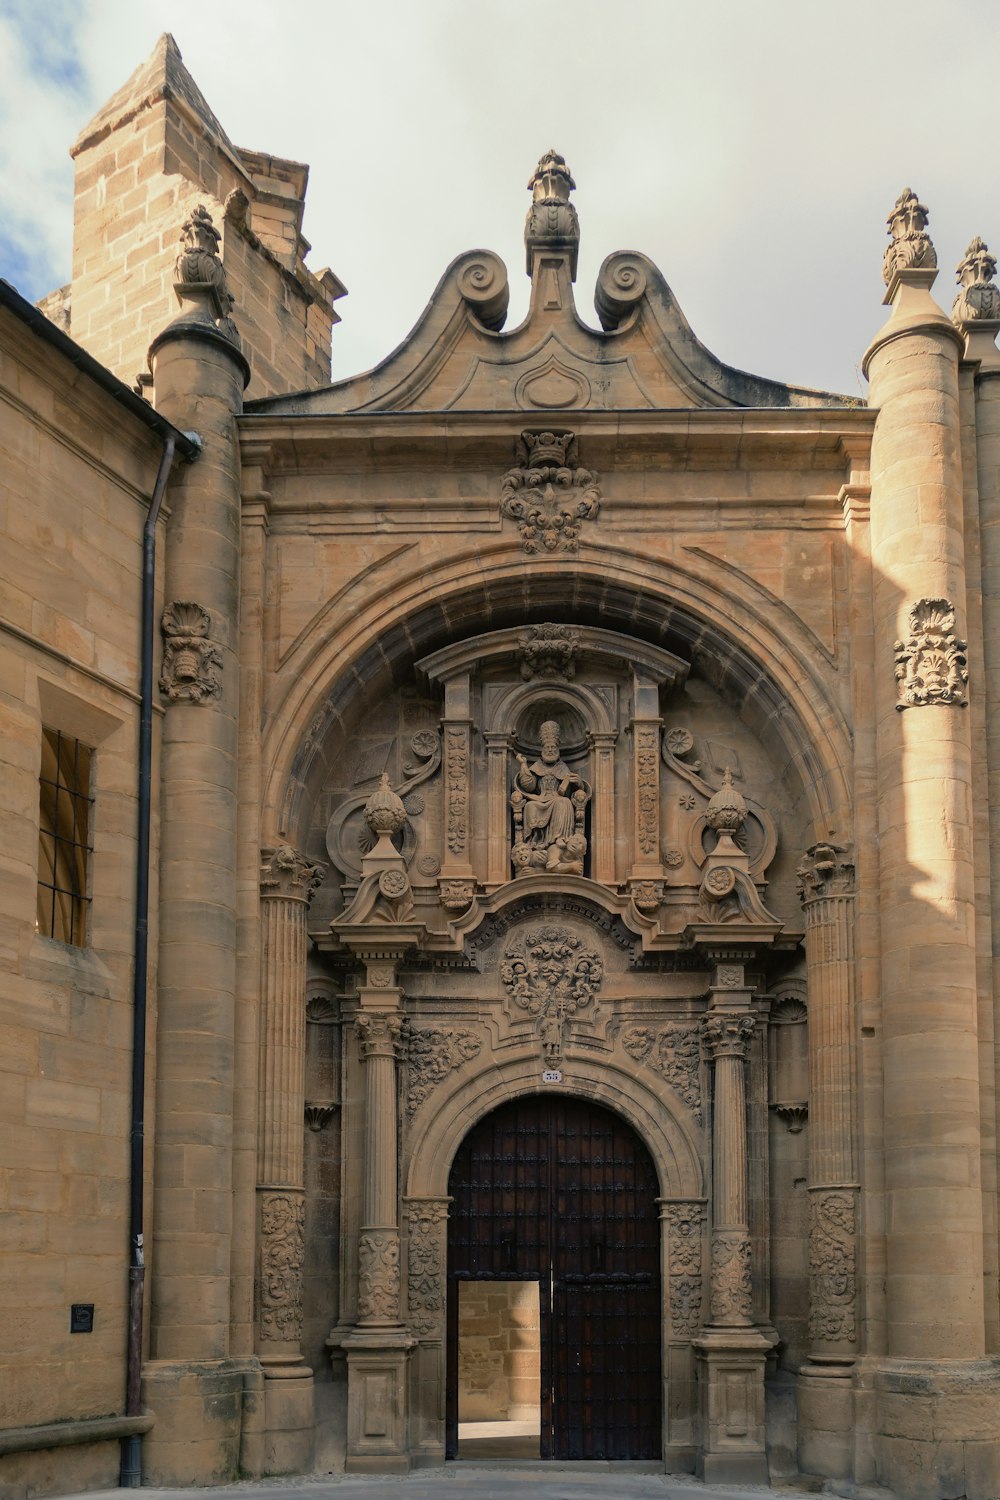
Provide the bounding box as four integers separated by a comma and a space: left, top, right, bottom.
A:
251, 150, 855, 418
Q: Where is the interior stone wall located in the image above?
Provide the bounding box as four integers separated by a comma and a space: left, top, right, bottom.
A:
457, 1281, 541, 1422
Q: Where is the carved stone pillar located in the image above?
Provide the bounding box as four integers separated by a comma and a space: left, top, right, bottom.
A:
795, 842, 859, 1479
693, 961, 772, 1486
661, 1199, 707, 1469
341, 954, 415, 1473
438, 672, 474, 892
256, 843, 324, 1474
403, 1197, 450, 1461
485, 731, 512, 886
590, 730, 617, 885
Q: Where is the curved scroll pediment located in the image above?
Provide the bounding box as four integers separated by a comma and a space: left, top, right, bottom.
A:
249, 156, 856, 418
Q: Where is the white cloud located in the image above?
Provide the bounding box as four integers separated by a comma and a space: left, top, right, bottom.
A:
1, 0, 997, 394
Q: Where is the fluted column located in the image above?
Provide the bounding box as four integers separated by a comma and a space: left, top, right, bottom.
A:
703, 1007, 755, 1326
795, 842, 858, 1478
355, 999, 407, 1327
256, 845, 325, 1375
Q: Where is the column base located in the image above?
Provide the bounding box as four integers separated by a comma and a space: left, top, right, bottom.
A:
262, 1366, 315, 1476
342, 1329, 416, 1472
797, 1357, 855, 1479
873, 1358, 1000, 1500
693, 1326, 773, 1486
140, 1358, 255, 1485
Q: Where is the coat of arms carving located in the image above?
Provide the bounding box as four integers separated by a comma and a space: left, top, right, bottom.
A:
500, 430, 600, 554
499, 924, 603, 1064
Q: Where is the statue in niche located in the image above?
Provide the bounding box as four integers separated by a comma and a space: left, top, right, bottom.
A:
510, 719, 591, 876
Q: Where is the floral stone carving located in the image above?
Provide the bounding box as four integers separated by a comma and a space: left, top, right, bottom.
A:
518, 622, 581, 680
159, 601, 223, 704
500, 430, 600, 554
797, 841, 855, 903
258, 1192, 305, 1343
500, 925, 603, 1064
808, 1189, 857, 1345
358, 1227, 401, 1323
444, 727, 470, 858
710, 1233, 753, 1325
405, 1026, 483, 1117
622, 1024, 703, 1122
666, 1202, 706, 1338
634, 725, 660, 857
260, 843, 326, 902
882, 187, 937, 286
894, 598, 968, 709
953, 236, 1000, 325
406, 1201, 448, 1338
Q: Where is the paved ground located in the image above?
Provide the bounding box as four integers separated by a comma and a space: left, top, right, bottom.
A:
64, 1466, 824, 1500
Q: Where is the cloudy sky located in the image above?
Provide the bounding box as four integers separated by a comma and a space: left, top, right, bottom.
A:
0, 0, 996, 396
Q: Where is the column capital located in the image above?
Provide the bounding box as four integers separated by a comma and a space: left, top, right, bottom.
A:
355, 1012, 408, 1062
797, 841, 855, 906
702, 1012, 755, 1061
260, 843, 326, 903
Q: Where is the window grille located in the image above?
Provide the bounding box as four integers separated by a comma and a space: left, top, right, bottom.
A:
36, 728, 93, 947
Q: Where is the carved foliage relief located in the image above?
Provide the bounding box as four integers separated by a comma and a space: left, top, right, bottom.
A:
444, 727, 469, 858
622, 1024, 703, 1123
405, 1026, 483, 1117
258, 1192, 305, 1343
808, 1189, 857, 1346
894, 598, 968, 709
406, 1201, 448, 1338
711, 1234, 753, 1325
666, 1202, 705, 1338
358, 1227, 401, 1323
500, 924, 602, 1064
634, 726, 660, 857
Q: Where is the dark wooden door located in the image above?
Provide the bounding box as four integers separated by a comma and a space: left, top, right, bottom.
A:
446, 1094, 661, 1460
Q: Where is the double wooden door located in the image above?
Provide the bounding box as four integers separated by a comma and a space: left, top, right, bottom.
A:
446, 1094, 662, 1459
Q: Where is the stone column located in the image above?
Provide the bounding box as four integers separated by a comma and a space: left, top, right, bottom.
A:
438, 674, 475, 902
795, 843, 859, 1478
864, 190, 998, 1499
341, 954, 415, 1472
142, 207, 252, 1485
589, 730, 617, 885
693, 961, 772, 1485
956, 249, 1000, 1357
255, 843, 324, 1473
485, 731, 512, 886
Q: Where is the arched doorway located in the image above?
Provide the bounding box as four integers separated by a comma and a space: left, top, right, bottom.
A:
445, 1094, 662, 1460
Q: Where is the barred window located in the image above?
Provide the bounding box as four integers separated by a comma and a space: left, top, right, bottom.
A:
36, 728, 93, 947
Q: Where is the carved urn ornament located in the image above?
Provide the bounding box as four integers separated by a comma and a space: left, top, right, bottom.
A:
364, 772, 408, 848
705, 767, 746, 840
159, 600, 223, 704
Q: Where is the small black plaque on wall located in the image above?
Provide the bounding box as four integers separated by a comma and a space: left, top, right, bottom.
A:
70, 1303, 94, 1333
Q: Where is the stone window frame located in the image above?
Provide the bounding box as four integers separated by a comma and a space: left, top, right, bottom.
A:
36, 725, 94, 947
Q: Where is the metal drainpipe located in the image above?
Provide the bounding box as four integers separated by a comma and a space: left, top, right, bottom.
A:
120, 429, 201, 1487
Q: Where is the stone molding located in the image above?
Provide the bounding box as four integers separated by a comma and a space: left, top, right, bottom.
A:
894, 598, 968, 709
159, 600, 223, 704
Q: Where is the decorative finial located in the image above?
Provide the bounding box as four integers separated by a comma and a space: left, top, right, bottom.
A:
525, 149, 580, 279
363, 772, 407, 838
170, 203, 242, 350
705, 767, 747, 835
882, 187, 937, 288
952, 237, 1000, 325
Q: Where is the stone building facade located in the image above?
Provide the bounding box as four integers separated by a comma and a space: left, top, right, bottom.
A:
2, 33, 1000, 1500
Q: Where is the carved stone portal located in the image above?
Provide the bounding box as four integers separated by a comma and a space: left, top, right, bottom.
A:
499, 430, 600, 553
499, 924, 603, 1064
